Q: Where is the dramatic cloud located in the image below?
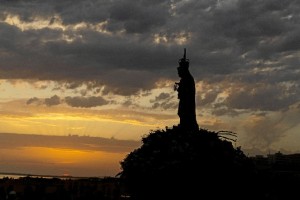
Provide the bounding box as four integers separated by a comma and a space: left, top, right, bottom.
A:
0, 0, 300, 152
65, 96, 109, 108
0, 0, 299, 95
26, 95, 109, 108
150, 92, 177, 110
45, 95, 61, 106
26, 97, 40, 105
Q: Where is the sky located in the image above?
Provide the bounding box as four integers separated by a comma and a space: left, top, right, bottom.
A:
0, 0, 300, 177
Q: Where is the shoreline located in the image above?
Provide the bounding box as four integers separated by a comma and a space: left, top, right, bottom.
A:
0, 172, 108, 180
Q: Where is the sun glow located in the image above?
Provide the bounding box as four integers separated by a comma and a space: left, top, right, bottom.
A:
22, 147, 124, 165
0, 111, 159, 140
0, 146, 127, 176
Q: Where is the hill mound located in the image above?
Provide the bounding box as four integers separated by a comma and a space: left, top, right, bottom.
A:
118, 127, 257, 200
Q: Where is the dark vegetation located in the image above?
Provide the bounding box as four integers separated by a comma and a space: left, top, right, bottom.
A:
118, 127, 300, 200
0, 176, 120, 200
118, 127, 257, 200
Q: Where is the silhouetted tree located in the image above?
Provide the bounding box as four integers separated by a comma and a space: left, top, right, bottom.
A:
118, 127, 257, 200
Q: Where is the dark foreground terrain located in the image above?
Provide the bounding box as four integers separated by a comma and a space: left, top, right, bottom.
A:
118, 127, 300, 200
1, 171, 300, 200
0, 176, 121, 200
1, 128, 300, 200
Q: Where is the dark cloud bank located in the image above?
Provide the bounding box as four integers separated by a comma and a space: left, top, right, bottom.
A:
0, 0, 298, 95
27, 95, 110, 108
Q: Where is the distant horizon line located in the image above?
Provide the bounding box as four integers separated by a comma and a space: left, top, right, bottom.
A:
0, 131, 141, 142
0, 171, 114, 179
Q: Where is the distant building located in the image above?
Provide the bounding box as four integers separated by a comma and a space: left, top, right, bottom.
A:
251, 151, 300, 173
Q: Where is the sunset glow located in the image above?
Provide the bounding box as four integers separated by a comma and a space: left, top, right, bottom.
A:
0, 0, 299, 177
0, 146, 126, 177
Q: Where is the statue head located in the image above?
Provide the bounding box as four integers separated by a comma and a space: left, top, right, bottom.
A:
177, 48, 190, 78
178, 48, 189, 69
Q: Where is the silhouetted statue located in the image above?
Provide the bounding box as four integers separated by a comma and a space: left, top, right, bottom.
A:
174, 48, 198, 131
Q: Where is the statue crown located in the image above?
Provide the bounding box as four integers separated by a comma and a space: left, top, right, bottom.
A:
178, 48, 189, 68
